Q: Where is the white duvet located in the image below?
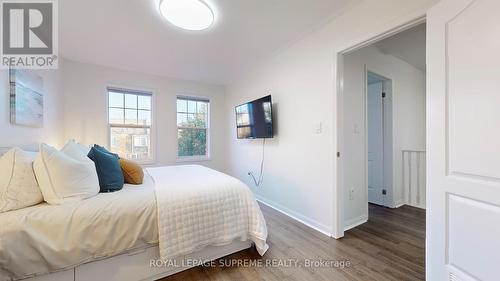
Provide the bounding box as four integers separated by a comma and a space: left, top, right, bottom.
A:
0, 165, 268, 280
147, 165, 269, 260
0, 176, 158, 280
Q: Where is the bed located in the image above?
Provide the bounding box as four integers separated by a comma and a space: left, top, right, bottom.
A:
0, 161, 268, 281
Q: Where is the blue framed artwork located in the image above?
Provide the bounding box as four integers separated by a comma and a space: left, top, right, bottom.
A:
9, 70, 44, 128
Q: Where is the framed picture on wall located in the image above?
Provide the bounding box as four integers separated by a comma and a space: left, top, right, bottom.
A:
9, 70, 44, 128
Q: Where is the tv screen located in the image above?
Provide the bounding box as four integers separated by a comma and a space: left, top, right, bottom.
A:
235, 95, 273, 139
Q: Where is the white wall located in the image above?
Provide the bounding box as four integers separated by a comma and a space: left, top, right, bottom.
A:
0, 67, 64, 149
62, 59, 227, 171
342, 46, 426, 227
225, 0, 436, 236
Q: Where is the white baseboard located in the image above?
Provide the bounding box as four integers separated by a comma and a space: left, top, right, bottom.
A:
389, 201, 426, 210
343, 215, 368, 231
255, 195, 332, 237
393, 198, 426, 209
406, 203, 426, 210
392, 199, 406, 208
392, 198, 426, 210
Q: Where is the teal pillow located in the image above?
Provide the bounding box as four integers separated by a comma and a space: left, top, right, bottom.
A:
88, 146, 124, 192
94, 144, 119, 158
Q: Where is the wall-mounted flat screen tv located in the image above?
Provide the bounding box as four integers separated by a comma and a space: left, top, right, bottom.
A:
235, 95, 273, 139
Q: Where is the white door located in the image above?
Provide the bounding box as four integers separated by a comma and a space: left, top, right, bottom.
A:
367, 82, 385, 206
427, 0, 500, 280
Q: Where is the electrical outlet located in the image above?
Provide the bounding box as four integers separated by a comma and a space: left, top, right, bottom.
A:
349, 189, 354, 200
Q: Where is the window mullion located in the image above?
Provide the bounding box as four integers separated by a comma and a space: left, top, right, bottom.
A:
122, 94, 125, 123
136, 96, 139, 125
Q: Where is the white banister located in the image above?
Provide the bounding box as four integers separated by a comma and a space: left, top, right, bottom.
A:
402, 149, 426, 209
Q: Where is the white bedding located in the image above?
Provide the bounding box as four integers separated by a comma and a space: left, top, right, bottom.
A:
147, 165, 268, 260
0, 165, 268, 281
0, 176, 158, 281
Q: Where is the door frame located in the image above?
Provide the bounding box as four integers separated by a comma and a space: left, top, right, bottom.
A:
335, 15, 426, 238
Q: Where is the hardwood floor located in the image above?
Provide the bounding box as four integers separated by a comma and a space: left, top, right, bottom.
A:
160, 203, 425, 281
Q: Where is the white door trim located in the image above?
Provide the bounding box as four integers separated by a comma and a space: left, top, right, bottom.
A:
334, 15, 426, 239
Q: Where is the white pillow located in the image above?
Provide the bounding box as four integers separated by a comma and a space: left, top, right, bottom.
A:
67, 139, 91, 155
34, 141, 99, 205
0, 148, 43, 213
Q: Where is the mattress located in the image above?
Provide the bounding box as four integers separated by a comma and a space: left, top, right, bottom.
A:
0, 174, 158, 281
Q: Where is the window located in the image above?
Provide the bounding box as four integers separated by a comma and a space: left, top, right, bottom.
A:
108, 88, 153, 162
176, 96, 209, 159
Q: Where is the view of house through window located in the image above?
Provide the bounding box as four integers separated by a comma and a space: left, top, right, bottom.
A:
177, 96, 209, 158
108, 88, 152, 161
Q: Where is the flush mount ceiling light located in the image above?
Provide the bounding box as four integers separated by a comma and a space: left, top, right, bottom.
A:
159, 0, 214, 31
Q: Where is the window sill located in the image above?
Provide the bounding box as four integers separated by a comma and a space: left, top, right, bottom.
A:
176, 156, 211, 163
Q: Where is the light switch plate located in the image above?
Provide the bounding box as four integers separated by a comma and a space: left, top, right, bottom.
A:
315, 122, 322, 134
354, 124, 360, 134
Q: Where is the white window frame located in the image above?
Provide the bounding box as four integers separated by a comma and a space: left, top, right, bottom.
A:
175, 95, 211, 162
106, 86, 156, 165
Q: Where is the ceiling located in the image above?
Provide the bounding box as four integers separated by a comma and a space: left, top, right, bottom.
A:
60, 0, 356, 85
374, 23, 426, 72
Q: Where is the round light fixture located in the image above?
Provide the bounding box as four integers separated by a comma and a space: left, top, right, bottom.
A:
159, 0, 214, 31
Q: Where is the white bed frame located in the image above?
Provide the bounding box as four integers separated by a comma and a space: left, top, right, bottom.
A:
24, 241, 252, 281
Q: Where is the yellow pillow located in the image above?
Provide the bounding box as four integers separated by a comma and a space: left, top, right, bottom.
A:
119, 159, 144, 185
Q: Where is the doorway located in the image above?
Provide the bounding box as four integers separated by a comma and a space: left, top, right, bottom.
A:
337, 21, 427, 234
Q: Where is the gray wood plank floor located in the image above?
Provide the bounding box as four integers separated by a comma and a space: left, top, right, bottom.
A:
160, 203, 425, 281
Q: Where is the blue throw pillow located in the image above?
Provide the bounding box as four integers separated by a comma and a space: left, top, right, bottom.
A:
93, 144, 119, 158
88, 146, 124, 192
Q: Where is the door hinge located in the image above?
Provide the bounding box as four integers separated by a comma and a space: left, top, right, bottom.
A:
382, 92, 386, 98
382, 189, 387, 195
337, 152, 340, 158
